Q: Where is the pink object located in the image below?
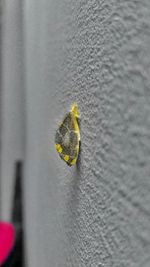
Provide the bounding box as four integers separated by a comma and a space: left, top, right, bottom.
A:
0, 222, 15, 266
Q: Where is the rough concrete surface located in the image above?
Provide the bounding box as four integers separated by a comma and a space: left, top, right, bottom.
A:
24, 0, 150, 266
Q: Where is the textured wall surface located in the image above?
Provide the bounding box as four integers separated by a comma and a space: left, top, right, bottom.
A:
24, 0, 150, 266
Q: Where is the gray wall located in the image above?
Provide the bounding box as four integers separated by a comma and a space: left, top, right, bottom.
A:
0, 0, 2, 214
24, 0, 150, 266
1, 0, 150, 266
1, 0, 25, 220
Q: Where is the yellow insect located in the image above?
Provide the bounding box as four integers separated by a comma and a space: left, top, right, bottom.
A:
55, 103, 80, 166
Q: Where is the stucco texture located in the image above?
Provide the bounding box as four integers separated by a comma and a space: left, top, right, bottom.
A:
24, 0, 150, 266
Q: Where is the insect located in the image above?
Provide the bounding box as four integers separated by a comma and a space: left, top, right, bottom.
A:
55, 103, 80, 166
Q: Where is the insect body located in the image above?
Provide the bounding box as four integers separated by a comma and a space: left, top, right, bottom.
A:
55, 103, 80, 166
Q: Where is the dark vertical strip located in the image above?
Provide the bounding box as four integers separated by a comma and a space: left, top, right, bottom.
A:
12, 161, 23, 223
3, 161, 24, 267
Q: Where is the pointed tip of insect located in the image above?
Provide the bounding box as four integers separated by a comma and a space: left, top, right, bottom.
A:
70, 102, 79, 119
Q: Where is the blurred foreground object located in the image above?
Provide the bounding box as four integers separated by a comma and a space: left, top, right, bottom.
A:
0, 162, 24, 267
0, 222, 15, 266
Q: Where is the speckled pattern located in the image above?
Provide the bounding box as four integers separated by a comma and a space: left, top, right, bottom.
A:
25, 0, 150, 266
